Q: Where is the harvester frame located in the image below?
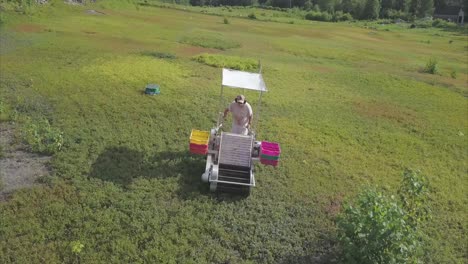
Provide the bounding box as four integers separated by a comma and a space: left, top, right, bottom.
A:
201, 68, 268, 195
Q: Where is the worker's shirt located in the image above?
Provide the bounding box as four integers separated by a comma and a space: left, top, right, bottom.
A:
229, 102, 253, 135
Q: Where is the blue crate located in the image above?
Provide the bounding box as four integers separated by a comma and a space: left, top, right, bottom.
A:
145, 84, 160, 95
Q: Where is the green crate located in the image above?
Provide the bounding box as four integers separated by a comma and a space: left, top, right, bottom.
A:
260, 154, 280, 161
145, 84, 160, 95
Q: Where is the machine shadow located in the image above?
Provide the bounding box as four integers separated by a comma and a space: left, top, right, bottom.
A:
89, 146, 208, 197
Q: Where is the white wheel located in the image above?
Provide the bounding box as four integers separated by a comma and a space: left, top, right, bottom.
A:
201, 172, 209, 183
209, 182, 217, 192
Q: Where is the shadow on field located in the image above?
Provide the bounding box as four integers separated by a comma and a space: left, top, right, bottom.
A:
89, 147, 207, 197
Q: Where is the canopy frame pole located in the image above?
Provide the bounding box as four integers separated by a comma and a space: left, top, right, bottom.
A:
217, 84, 225, 128
253, 62, 263, 134
254, 91, 263, 134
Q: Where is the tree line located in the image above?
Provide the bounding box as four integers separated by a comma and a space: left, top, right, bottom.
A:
188, 0, 467, 20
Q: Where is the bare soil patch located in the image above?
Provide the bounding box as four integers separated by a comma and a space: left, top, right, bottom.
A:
176, 45, 220, 57
308, 65, 336, 74
353, 100, 418, 125
0, 123, 51, 200
13, 24, 44, 33
85, 9, 106, 15
83, 30, 97, 35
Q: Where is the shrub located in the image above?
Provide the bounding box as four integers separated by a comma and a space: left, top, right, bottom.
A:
192, 53, 258, 71
432, 18, 454, 28
398, 169, 431, 227
337, 170, 431, 263
248, 12, 257, 19
0, 13, 6, 26
223, 17, 229, 24
334, 11, 353, 21
338, 189, 418, 263
385, 9, 410, 20
423, 57, 438, 74
450, 70, 457, 79
140, 51, 176, 59
414, 19, 432, 28
0, 100, 12, 122
22, 118, 63, 155
305, 11, 332, 22
71, 241, 85, 254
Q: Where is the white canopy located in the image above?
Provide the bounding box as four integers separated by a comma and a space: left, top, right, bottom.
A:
222, 68, 268, 92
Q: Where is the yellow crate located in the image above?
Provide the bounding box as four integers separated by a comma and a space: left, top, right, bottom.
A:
190, 129, 210, 145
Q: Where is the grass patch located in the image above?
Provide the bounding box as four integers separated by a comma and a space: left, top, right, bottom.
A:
192, 53, 258, 71
179, 30, 240, 50
140, 51, 176, 59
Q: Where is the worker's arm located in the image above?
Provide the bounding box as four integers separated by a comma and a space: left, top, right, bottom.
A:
223, 108, 229, 118
247, 104, 253, 128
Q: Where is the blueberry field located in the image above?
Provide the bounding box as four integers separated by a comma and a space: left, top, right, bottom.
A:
0, 1, 467, 263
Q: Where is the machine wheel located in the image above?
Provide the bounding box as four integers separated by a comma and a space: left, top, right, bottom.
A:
201, 171, 209, 183
209, 182, 217, 192
243, 186, 251, 197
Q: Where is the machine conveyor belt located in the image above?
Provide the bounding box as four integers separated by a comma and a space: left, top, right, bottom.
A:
218, 132, 253, 168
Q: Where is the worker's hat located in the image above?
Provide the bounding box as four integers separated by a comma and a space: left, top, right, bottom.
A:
235, 95, 246, 104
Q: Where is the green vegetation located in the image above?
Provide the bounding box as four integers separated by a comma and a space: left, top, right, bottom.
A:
424, 57, 438, 74
21, 117, 63, 155
0, 100, 8, 122
0, 145, 4, 159
154, 0, 455, 21
192, 53, 258, 71
305, 10, 333, 21
247, 12, 256, 19
451, 69, 457, 79
338, 189, 418, 263
179, 30, 240, 50
140, 51, 177, 59
0, 0, 466, 263
338, 170, 430, 263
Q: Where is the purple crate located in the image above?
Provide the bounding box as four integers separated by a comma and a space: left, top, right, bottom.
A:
260, 158, 279, 167
260, 141, 281, 157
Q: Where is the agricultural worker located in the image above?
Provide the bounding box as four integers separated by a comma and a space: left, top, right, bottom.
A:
223, 95, 253, 135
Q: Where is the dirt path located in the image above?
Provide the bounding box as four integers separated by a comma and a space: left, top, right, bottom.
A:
0, 123, 51, 200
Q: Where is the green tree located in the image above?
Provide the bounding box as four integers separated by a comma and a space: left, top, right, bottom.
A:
433, 0, 447, 10
342, 0, 367, 19
363, 0, 380, 19
395, 0, 410, 11
318, 0, 336, 12
409, 0, 419, 16
381, 0, 395, 15
341, 0, 354, 13
410, 0, 433, 18
304, 0, 313, 9
418, 0, 433, 17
